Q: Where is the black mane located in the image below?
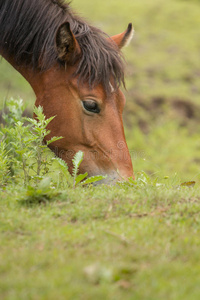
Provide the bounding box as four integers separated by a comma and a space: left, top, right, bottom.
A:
0, 0, 125, 93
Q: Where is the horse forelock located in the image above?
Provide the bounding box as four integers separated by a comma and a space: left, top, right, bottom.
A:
0, 0, 125, 94
71, 22, 125, 94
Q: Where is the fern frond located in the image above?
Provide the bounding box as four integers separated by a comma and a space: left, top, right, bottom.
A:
72, 151, 84, 179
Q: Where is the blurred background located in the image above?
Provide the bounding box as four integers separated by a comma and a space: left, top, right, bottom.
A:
1, 0, 200, 181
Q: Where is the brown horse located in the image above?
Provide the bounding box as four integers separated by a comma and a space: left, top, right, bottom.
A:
0, 0, 134, 183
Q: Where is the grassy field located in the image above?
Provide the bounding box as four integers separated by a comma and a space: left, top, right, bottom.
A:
1, 0, 200, 299
1, 183, 200, 300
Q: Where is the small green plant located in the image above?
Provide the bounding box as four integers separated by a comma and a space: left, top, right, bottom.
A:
0, 99, 63, 187
3, 105, 62, 185
1, 98, 26, 179
55, 151, 107, 189
2, 98, 25, 126
72, 151, 86, 188
25, 106, 63, 183
54, 157, 73, 189
0, 140, 10, 187
116, 171, 165, 189
21, 177, 60, 204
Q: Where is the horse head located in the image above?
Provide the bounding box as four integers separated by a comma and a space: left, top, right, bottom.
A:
37, 23, 134, 183
0, 0, 135, 183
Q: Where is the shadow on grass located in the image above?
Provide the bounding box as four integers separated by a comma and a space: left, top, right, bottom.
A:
18, 185, 63, 207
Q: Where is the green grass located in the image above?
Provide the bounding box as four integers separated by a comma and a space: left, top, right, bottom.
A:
1, 0, 200, 298
126, 121, 200, 181
0, 60, 34, 110
1, 183, 200, 299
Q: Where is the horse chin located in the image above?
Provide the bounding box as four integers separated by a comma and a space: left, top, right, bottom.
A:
79, 158, 134, 185
84, 169, 129, 185
92, 175, 121, 186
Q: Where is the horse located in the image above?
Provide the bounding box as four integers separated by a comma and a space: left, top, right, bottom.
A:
0, 0, 135, 183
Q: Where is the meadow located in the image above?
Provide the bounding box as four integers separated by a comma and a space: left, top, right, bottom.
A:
1, 0, 200, 299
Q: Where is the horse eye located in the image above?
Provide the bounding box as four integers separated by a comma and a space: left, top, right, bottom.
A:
82, 100, 100, 114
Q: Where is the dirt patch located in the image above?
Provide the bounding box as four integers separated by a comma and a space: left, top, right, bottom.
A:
124, 92, 200, 133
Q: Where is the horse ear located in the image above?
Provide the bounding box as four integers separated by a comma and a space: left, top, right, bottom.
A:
110, 23, 134, 49
56, 22, 81, 63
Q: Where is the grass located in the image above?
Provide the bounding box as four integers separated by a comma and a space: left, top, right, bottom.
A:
1, 0, 200, 298
1, 101, 200, 299
126, 121, 200, 181
0, 60, 34, 110
1, 182, 200, 299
